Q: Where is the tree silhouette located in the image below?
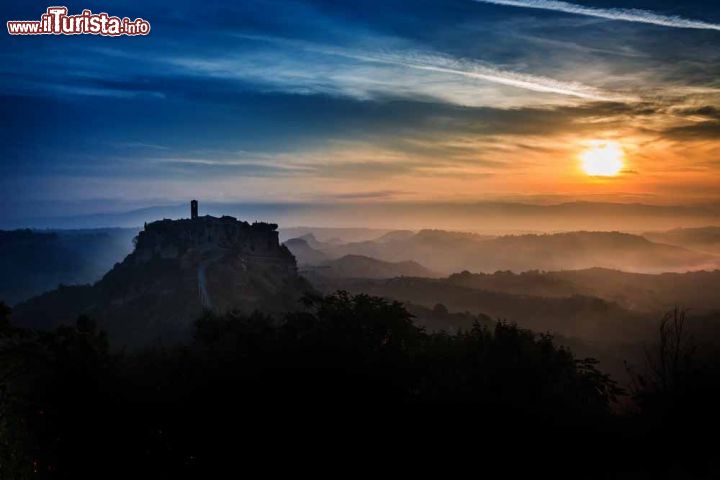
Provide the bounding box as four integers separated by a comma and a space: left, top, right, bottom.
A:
1, 296, 717, 477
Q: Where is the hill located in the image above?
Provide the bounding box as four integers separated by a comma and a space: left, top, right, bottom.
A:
0, 228, 136, 305
644, 226, 720, 255
304, 254, 437, 279
447, 268, 720, 313
316, 276, 649, 344
283, 237, 329, 265
311, 230, 718, 274
12, 216, 311, 347
278, 227, 392, 243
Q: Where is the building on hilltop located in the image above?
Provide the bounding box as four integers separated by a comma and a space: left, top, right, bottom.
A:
131, 202, 296, 274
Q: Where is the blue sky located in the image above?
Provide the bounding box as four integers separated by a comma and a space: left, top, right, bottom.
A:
2, 0, 719, 223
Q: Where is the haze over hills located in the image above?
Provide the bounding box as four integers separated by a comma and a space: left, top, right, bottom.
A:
279, 228, 394, 244
314, 272, 720, 380
3, 203, 719, 353
319, 276, 648, 344
644, 226, 720, 255
301, 255, 438, 280
283, 237, 329, 265
446, 268, 720, 314
0, 228, 137, 305
4, 222, 720, 308
293, 229, 719, 274
281, 226, 720, 380
5, 211, 720, 383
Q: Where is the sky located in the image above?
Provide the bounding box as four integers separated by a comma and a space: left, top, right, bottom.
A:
2, 0, 720, 224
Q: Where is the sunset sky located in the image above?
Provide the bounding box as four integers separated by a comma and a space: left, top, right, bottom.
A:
2, 0, 720, 223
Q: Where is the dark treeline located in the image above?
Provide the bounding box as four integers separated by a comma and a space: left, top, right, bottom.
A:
0, 295, 718, 478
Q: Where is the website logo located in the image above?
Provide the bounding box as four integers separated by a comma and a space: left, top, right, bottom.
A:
7, 6, 151, 36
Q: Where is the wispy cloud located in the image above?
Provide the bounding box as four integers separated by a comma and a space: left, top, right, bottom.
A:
174, 35, 630, 103
474, 0, 720, 31
339, 49, 623, 100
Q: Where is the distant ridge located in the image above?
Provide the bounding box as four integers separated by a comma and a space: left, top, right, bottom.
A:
305, 229, 719, 274
644, 226, 720, 254
446, 268, 720, 313
306, 254, 438, 279
7, 201, 719, 231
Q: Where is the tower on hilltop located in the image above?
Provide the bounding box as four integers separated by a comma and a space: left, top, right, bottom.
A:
191, 200, 198, 219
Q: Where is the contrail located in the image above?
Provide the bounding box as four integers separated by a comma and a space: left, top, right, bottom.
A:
474, 0, 720, 31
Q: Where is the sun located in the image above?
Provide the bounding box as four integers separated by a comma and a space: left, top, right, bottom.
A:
580, 141, 624, 177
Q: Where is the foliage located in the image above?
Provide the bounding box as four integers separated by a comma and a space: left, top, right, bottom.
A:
0, 297, 718, 477
626, 307, 720, 474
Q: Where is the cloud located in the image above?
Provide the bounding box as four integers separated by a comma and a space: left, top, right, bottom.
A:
172, 35, 630, 104
149, 158, 313, 177
341, 49, 623, 101
662, 122, 720, 140
474, 0, 720, 31
323, 190, 407, 200
674, 105, 720, 120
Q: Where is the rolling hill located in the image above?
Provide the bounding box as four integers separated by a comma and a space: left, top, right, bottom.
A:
302, 230, 719, 274
303, 254, 437, 279
644, 226, 720, 255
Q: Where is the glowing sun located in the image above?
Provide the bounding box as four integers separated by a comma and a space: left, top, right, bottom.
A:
580, 141, 624, 177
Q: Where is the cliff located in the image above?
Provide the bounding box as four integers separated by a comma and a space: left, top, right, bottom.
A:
134, 216, 293, 265
12, 216, 311, 347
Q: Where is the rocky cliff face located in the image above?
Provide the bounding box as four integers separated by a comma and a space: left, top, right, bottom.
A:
13, 216, 311, 347
134, 216, 293, 265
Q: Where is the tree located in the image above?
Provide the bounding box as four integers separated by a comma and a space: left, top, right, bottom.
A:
629, 307, 696, 401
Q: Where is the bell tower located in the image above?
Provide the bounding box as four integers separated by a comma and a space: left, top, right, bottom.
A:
191, 199, 198, 219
